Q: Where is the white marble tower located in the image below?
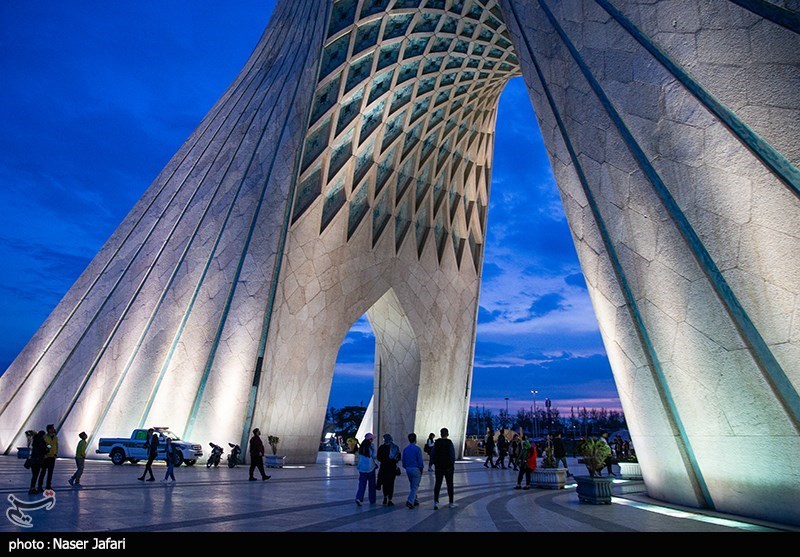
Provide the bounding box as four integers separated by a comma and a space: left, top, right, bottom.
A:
1, 0, 798, 526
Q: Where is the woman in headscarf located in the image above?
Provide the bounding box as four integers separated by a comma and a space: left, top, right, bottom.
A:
515, 435, 538, 490
354, 433, 377, 506
28, 430, 47, 494
424, 432, 436, 471
376, 433, 402, 506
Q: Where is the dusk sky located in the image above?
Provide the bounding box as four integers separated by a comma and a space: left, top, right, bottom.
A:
0, 1, 620, 417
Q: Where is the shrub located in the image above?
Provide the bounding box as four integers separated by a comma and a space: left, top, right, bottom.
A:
267, 435, 280, 455
577, 437, 611, 477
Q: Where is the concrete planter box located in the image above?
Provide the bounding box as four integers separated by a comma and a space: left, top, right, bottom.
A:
531, 468, 567, 489
618, 461, 642, 479
575, 475, 614, 504
265, 455, 285, 468
343, 453, 358, 466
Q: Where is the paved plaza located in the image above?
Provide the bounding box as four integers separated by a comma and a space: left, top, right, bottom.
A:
1, 452, 796, 542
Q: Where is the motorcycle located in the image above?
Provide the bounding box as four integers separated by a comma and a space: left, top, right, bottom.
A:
207, 442, 224, 468
227, 443, 242, 468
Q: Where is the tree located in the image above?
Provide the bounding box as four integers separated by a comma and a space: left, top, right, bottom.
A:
330, 405, 367, 440
497, 408, 512, 429
515, 408, 532, 435
321, 406, 337, 436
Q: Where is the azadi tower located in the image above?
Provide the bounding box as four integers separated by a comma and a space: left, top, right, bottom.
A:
1, 0, 798, 526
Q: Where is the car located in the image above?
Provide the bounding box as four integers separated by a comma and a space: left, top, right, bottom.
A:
97, 427, 203, 466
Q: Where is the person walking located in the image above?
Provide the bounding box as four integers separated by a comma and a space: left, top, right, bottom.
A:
514, 436, 538, 489
162, 437, 176, 483
496, 428, 509, 469
41, 424, 58, 491
401, 433, 424, 509
248, 428, 271, 481
508, 433, 520, 471
354, 433, 377, 506
68, 431, 88, 487
376, 433, 402, 506
483, 429, 497, 468
431, 427, 456, 509
138, 429, 158, 482
28, 430, 47, 495
424, 432, 435, 471
553, 431, 571, 476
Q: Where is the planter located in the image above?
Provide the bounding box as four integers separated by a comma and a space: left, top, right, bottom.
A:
618, 461, 642, 479
343, 453, 358, 466
574, 475, 614, 504
17, 447, 30, 459
264, 455, 285, 468
531, 467, 567, 490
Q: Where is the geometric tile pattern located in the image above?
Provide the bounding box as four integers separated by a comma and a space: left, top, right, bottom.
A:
291, 0, 520, 270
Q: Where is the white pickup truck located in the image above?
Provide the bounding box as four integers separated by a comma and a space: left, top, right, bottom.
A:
96, 427, 203, 466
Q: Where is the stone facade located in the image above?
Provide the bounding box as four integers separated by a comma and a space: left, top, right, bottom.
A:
503, 0, 799, 525
0, 0, 797, 526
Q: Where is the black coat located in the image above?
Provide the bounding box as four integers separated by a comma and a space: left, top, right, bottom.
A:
30, 435, 47, 465
377, 442, 400, 479
249, 435, 265, 457
431, 438, 456, 469
553, 438, 566, 459
145, 435, 159, 458
497, 435, 509, 454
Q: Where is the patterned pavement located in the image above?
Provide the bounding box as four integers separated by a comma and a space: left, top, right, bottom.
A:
0, 452, 795, 548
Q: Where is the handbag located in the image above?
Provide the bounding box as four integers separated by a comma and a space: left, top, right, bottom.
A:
395, 465, 401, 476
23, 458, 31, 470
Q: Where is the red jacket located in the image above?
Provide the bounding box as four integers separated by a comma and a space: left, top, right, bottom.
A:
527, 443, 538, 470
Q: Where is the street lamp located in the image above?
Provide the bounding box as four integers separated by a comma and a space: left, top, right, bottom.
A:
505, 397, 509, 412
530, 389, 538, 437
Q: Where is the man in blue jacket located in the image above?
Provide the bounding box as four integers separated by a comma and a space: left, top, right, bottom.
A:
401, 432, 424, 509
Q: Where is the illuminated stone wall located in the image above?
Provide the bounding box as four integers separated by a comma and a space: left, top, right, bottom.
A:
0, 0, 797, 526
502, 0, 799, 525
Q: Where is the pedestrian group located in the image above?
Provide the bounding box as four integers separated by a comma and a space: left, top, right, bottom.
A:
21, 423, 621, 512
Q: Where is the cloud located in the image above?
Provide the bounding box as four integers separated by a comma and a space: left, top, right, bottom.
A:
332, 362, 375, 380
468, 353, 618, 413
526, 292, 565, 318
565, 272, 588, 289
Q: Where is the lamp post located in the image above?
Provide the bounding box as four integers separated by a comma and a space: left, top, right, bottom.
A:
530, 389, 538, 438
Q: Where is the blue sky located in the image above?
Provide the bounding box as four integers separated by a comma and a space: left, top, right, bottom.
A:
0, 1, 620, 416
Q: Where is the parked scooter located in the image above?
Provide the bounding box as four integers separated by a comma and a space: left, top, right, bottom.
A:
207, 442, 224, 468
227, 443, 242, 468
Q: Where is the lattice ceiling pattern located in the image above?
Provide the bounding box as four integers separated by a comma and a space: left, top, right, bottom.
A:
290, 0, 520, 271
